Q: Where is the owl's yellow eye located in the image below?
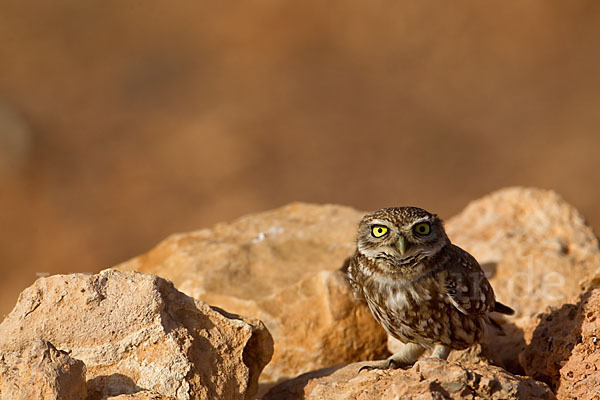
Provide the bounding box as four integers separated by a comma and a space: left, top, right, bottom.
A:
371, 225, 389, 238
413, 222, 431, 236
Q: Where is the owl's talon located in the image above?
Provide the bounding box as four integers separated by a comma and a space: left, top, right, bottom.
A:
358, 359, 413, 373
358, 365, 376, 373
358, 361, 391, 373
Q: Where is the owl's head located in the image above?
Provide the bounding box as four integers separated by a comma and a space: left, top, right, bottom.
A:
356, 207, 449, 266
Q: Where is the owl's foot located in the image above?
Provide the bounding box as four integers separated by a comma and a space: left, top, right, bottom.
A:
429, 344, 451, 360
358, 359, 415, 373
358, 360, 400, 373
358, 343, 425, 373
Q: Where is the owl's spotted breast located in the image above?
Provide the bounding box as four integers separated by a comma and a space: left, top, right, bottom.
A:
348, 247, 487, 349
347, 206, 513, 370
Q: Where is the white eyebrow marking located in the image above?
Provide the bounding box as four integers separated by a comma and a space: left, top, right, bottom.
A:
413, 216, 432, 223
409, 216, 432, 227
369, 219, 391, 226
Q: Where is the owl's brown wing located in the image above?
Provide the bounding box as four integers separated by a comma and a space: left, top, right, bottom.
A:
345, 254, 366, 301
442, 245, 496, 315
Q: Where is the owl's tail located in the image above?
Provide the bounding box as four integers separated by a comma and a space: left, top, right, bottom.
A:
486, 302, 514, 336
493, 301, 515, 315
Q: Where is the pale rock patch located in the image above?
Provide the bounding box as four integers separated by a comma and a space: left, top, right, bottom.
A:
443, 187, 600, 373
0, 270, 273, 400
116, 203, 388, 384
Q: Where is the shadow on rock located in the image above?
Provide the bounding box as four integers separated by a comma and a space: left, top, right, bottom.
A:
263, 364, 346, 400
519, 291, 591, 392
450, 315, 526, 376
86, 373, 143, 400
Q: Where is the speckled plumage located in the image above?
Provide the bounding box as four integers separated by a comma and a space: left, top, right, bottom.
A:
347, 207, 513, 369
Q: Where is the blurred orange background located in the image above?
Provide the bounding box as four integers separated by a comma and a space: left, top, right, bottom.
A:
1, 1, 599, 317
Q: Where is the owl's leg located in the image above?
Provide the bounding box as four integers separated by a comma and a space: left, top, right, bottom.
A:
358, 343, 425, 372
387, 342, 426, 367
430, 344, 451, 360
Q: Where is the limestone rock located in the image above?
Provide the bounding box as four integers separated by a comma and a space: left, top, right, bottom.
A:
0, 339, 87, 400
264, 358, 555, 400
112, 190, 598, 389
0, 270, 273, 400
104, 391, 174, 400
519, 289, 600, 399
116, 203, 388, 383
447, 187, 600, 318
444, 187, 600, 372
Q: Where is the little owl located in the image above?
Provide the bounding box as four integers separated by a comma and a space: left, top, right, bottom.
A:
346, 206, 513, 370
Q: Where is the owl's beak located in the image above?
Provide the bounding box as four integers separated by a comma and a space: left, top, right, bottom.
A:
397, 236, 407, 255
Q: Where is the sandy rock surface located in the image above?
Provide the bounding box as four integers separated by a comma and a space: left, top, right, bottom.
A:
104, 391, 174, 400
0, 339, 87, 400
116, 188, 600, 385
519, 288, 600, 400
444, 187, 600, 373
264, 358, 555, 400
0, 270, 273, 400
3, 188, 592, 399
117, 203, 388, 383
447, 187, 600, 317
